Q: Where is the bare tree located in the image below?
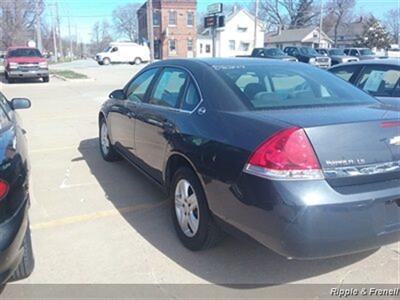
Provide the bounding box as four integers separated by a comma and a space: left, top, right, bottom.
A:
0, 0, 43, 48
259, 0, 319, 30
112, 3, 140, 42
90, 20, 112, 54
384, 8, 400, 44
325, 0, 355, 47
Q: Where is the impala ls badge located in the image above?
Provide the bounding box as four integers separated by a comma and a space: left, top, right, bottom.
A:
390, 136, 400, 146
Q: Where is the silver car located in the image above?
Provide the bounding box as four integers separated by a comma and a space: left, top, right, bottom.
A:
317, 48, 359, 65
344, 48, 377, 60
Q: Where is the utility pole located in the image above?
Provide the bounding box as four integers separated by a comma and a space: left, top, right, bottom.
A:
318, 0, 323, 47
50, 5, 58, 62
254, 0, 259, 48
212, 26, 216, 57
68, 14, 73, 59
56, 1, 63, 58
35, 0, 43, 51
147, 0, 155, 62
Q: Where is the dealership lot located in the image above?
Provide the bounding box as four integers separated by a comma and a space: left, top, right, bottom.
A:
0, 60, 398, 284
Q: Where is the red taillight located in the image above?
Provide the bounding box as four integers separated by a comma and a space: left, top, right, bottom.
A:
381, 121, 400, 128
0, 180, 9, 200
245, 127, 323, 180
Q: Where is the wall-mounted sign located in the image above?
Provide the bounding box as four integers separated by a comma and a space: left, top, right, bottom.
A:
207, 3, 223, 15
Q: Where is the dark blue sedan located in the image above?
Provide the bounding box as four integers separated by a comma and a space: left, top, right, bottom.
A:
99, 58, 400, 259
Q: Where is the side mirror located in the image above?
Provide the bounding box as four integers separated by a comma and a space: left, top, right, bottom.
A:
11, 98, 31, 110
109, 89, 126, 100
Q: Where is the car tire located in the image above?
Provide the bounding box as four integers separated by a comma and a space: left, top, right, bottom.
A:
7, 77, 15, 84
102, 58, 111, 65
134, 57, 142, 65
10, 227, 34, 281
4, 72, 8, 80
98, 61, 104, 66
171, 167, 224, 251
43, 76, 50, 83
99, 118, 120, 162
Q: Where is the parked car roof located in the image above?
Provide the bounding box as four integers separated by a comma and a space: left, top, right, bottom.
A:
331, 59, 400, 68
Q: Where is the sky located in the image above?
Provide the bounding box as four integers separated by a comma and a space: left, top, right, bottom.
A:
43, 0, 400, 43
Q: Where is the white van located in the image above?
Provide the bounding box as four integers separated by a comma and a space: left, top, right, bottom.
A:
95, 42, 150, 65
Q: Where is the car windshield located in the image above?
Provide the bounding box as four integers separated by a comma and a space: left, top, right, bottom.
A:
329, 49, 345, 55
103, 46, 112, 52
360, 49, 374, 55
299, 47, 318, 56
8, 48, 42, 57
214, 64, 377, 110
265, 48, 285, 56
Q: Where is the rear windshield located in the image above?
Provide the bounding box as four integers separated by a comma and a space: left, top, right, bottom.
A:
299, 47, 318, 56
360, 49, 374, 55
214, 64, 378, 110
8, 48, 42, 57
265, 48, 285, 56
329, 49, 345, 56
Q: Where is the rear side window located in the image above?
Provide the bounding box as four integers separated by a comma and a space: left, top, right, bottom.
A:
356, 66, 400, 97
126, 68, 158, 103
149, 68, 187, 108
214, 64, 377, 110
330, 65, 360, 82
182, 81, 201, 111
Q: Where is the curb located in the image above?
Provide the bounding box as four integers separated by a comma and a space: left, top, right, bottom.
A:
50, 74, 95, 82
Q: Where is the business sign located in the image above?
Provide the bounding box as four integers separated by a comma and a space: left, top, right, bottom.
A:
207, 3, 223, 15
204, 15, 225, 29
204, 16, 217, 28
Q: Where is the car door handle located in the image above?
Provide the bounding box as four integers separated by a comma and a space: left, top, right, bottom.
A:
145, 118, 161, 126
127, 111, 136, 119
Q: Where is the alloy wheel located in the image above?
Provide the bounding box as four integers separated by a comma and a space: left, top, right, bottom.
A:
100, 122, 110, 155
175, 179, 200, 238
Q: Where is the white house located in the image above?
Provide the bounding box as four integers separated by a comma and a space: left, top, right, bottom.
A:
198, 8, 265, 58
197, 35, 213, 58
265, 27, 333, 49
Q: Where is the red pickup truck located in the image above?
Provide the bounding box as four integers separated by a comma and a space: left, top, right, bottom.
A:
4, 47, 49, 84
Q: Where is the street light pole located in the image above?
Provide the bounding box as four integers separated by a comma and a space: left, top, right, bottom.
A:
50, 5, 58, 62
318, 0, 323, 47
147, 0, 155, 62
35, 0, 43, 51
254, 0, 259, 48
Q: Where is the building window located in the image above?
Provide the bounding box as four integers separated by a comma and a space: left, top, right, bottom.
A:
169, 11, 177, 26
169, 39, 177, 55
237, 26, 248, 32
229, 40, 236, 51
200, 43, 203, 54
153, 11, 161, 27
239, 42, 250, 51
187, 11, 194, 26
206, 45, 211, 53
187, 39, 193, 52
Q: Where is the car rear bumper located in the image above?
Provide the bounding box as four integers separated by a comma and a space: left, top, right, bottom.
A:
0, 196, 29, 283
209, 175, 400, 259
7, 69, 49, 78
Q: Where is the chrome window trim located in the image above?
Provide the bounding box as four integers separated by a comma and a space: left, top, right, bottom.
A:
138, 64, 204, 115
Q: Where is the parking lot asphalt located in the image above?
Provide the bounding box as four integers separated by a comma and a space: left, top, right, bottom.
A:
0, 60, 398, 284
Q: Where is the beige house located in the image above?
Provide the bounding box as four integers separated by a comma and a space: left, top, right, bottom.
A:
265, 27, 333, 49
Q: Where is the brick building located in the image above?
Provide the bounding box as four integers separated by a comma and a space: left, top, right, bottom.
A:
137, 0, 197, 59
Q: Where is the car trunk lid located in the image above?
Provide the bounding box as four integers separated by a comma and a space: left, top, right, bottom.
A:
254, 104, 400, 186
